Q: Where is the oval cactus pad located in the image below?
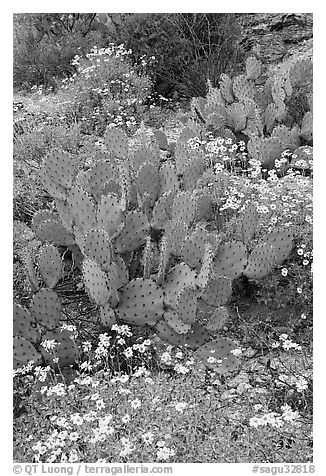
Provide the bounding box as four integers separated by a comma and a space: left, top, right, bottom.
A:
206, 306, 229, 332
117, 278, 164, 326
14, 337, 41, 369
244, 243, 277, 279
195, 338, 240, 374
260, 229, 293, 265
44, 149, 77, 189
104, 127, 128, 159
180, 227, 209, 269
136, 162, 159, 206
201, 276, 232, 307
163, 263, 197, 307
35, 219, 75, 247
31, 289, 61, 330
172, 191, 197, 226
82, 259, 111, 306
240, 202, 258, 244
153, 319, 185, 348
38, 244, 62, 289
196, 243, 214, 289
114, 211, 150, 253
67, 186, 97, 234
41, 329, 78, 367
82, 229, 112, 271
13, 303, 39, 344
213, 241, 247, 280
165, 220, 188, 256
159, 162, 179, 196
175, 286, 198, 325
164, 310, 192, 335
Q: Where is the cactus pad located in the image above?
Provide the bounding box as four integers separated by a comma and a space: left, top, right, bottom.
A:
97, 195, 124, 238
232, 75, 256, 101
260, 229, 293, 265
117, 278, 164, 326
227, 102, 247, 132
32, 210, 59, 233
165, 220, 188, 256
195, 338, 240, 373
184, 322, 211, 350
272, 125, 300, 151
196, 243, 214, 289
164, 310, 192, 334
34, 219, 75, 247
82, 259, 111, 306
13, 337, 41, 369
13, 303, 39, 344
206, 306, 229, 332
220, 73, 234, 104
151, 191, 176, 230
159, 162, 179, 195
180, 227, 209, 269
67, 186, 97, 234
112, 254, 129, 289
174, 142, 191, 174
183, 155, 205, 191
246, 56, 262, 80
39, 167, 67, 200
201, 276, 232, 307
89, 161, 119, 202
172, 191, 197, 226
100, 304, 117, 327
136, 162, 159, 207
38, 244, 62, 289
82, 229, 112, 271
213, 241, 247, 280
175, 286, 197, 325
153, 129, 169, 150
240, 202, 258, 244
43, 149, 77, 189
114, 211, 150, 253
163, 263, 197, 307
301, 112, 313, 141
152, 319, 185, 348
193, 192, 212, 222
244, 243, 277, 279
104, 127, 128, 159
41, 329, 78, 367
131, 146, 159, 172
31, 289, 61, 330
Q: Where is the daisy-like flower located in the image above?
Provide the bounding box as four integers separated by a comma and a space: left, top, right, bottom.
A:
41, 339, 59, 352
69, 432, 79, 442
130, 398, 141, 409
70, 413, 83, 426
122, 414, 131, 424
156, 446, 175, 461
96, 399, 106, 410
142, 431, 154, 445
175, 402, 188, 413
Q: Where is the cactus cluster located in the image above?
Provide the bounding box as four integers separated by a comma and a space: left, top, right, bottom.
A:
13, 244, 78, 369
191, 55, 313, 171
15, 120, 294, 375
